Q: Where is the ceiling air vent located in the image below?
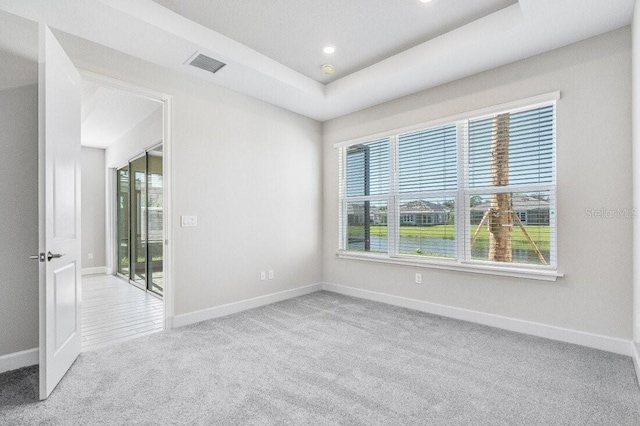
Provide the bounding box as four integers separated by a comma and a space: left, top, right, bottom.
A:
186, 52, 226, 74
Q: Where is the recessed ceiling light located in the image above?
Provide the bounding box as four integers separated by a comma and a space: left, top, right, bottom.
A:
420, 0, 433, 3
323, 46, 336, 54
322, 64, 335, 75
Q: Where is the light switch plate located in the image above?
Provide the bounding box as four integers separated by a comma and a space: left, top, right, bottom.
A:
181, 215, 197, 227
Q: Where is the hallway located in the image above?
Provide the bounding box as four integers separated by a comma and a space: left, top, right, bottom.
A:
81, 274, 164, 351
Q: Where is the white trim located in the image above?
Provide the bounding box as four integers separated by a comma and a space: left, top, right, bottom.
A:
333, 91, 561, 149
163, 95, 174, 329
80, 70, 167, 104
106, 167, 116, 277
5, 284, 631, 378
0, 348, 39, 374
388, 135, 399, 256
322, 282, 632, 356
633, 342, 640, 386
171, 283, 324, 328
102, 110, 121, 278
81, 266, 108, 275
457, 121, 467, 262
336, 251, 562, 282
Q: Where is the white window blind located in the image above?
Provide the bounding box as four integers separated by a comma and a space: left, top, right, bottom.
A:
469, 105, 554, 188
398, 125, 457, 193
346, 138, 390, 197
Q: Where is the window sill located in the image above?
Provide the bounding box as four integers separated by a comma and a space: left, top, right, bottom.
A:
335, 251, 563, 282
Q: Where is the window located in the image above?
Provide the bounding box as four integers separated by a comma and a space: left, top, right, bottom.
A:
338, 95, 557, 275
343, 138, 390, 253
515, 211, 527, 225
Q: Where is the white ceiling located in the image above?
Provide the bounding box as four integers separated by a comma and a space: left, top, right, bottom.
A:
151, 0, 517, 84
81, 80, 162, 149
0, 0, 634, 122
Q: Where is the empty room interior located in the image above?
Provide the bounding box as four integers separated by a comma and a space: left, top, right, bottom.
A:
2, 0, 640, 423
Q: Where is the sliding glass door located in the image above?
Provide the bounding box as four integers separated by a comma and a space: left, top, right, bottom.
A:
130, 155, 147, 289
116, 145, 163, 297
147, 147, 164, 295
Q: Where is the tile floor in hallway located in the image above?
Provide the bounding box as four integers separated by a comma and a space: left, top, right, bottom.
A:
81, 274, 164, 351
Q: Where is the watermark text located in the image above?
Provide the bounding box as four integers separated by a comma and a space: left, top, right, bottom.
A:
584, 207, 637, 219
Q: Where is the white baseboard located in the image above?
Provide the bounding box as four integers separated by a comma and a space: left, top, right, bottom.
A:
322, 282, 633, 356
81, 266, 107, 276
4, 283, 633, 379
0, 348, 38, 374
633, 342, 640, 385
172, 283, 324, 328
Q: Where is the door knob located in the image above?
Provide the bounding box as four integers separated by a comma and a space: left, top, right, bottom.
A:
47, 252, 65, 261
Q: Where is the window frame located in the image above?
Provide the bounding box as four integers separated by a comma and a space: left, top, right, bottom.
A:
336, 92, 563, 282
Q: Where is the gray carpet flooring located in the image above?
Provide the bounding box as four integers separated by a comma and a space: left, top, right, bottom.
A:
1, 291, 640, 425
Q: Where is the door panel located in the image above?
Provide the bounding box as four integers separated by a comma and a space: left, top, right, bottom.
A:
52, 135, 77, 239
147, 151, 163, 296
53, 263, 77, 349
39, 24, 82, 400
130, 155, 147, 288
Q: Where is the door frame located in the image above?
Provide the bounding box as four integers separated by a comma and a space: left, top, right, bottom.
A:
81, 70, 174, 330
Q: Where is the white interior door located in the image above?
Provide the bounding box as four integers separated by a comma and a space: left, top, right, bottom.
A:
38, 24, 82, 400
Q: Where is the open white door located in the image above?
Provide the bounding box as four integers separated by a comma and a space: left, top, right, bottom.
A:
37, 24, 82, 400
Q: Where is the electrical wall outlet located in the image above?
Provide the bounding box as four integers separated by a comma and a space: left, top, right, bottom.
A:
415, 273, 422, 284
260, 271, 266, 281
88, 253, 93, 260
181, 215, 197, 227
268, 270, 274, 280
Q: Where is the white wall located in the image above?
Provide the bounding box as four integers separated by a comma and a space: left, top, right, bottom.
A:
170, 93, 323, 314
59, 33, 324, 318
81, 146, 106, 271
633, 5, 640, 344
323, 28, 633, 340
0, 84, 38, 357
105, 107, 162, 169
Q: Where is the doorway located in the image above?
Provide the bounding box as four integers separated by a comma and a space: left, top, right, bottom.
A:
116, 145, 164, 297
80, 73, 171, 352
